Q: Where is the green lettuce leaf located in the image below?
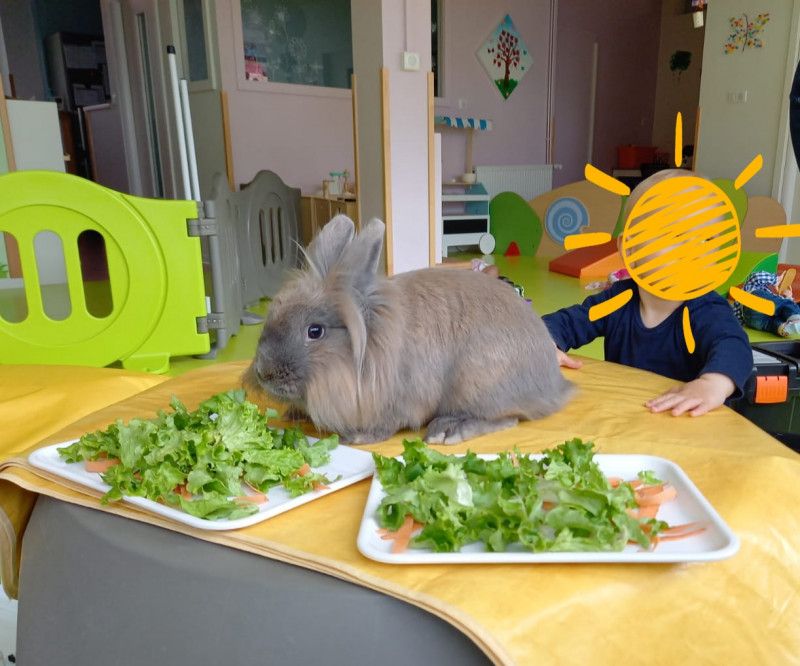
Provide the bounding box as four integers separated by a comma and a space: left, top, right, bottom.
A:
57, 390, 338, 521
373, 437, 661, 554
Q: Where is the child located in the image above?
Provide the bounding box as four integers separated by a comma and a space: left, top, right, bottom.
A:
733, 268, 800, 337
542, 169, 753, 417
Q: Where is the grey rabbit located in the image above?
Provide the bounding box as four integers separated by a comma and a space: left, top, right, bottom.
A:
246, 215, 574, 444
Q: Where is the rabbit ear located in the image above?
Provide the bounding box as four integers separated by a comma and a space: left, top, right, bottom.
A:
305, 215, 355, 276
339, 218, 385, 279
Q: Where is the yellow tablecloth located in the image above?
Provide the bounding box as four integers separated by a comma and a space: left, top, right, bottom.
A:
1, 360, 799, 665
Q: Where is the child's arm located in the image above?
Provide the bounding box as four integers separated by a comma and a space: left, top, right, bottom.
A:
555, 347, 583, 369
542, 282, 626, 356
646, 297, 752, 416
646, 373, 735, 416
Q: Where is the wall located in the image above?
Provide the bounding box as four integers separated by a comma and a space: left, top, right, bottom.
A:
651, 0, 705, 158
352, 0, 432, 274
351, 0, 383, 226
435, 1, 552, 183
215, 0, 354, 194
696, 0, 794, 196
553, 0, 661, 186
381, 0, 431, 273
0, 0, 46, 100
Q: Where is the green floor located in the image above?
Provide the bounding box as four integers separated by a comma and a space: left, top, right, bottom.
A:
168, 255, 781, 374
168, 301, 268, 376
1, 256, 780, 377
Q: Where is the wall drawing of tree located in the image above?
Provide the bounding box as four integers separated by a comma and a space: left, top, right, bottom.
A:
476, 15, 532, 100
489, 30, 520, 98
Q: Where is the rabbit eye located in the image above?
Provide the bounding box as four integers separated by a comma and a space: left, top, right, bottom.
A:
306, 324, 325, 340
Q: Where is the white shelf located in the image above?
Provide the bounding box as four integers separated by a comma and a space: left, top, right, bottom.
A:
440, 181, 492, 258
442, 214, 490, 221
442, 193, 490, 203
442, 232, 486, 246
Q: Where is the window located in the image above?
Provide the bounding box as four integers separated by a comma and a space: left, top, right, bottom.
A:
240, 0, 353, 89
177, 0, 217, 89
183, 0, 209, 82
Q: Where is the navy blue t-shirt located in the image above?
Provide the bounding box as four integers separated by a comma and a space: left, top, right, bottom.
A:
542, 279, 752, 398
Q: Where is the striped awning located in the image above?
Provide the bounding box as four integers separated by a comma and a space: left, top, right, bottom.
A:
435, 116, 493, 131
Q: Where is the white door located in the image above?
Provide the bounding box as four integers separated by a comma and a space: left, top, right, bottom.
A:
107, 0, 181, 199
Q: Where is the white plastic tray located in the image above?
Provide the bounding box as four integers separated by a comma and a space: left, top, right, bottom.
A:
357, 454, 739, 564
30, 439, 375, 531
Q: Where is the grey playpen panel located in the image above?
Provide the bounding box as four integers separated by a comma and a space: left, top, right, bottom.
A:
237, 170, 301, 304
202, 170, 301, 354
204, 174, 245, 352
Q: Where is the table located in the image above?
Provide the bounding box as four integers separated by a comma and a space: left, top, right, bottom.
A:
1, 360, 798, 665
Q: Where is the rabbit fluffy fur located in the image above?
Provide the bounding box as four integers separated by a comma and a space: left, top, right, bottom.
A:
245, 215, 573, 444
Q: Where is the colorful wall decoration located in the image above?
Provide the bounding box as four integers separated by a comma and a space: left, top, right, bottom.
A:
724, 13, 770, 54
476, 14, 532, 100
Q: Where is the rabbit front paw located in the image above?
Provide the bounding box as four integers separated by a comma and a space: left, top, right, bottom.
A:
339, 428, 396, 445
424, 416, 519, 445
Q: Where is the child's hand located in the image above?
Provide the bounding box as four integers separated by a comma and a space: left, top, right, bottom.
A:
556, 348, 583, 369
645, 373, 735, 416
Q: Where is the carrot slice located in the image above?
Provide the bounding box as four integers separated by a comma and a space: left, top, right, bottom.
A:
542, 501, 556, 510
628, 479, 643, 489
658, 528, 705, 542
627, 504, 660, 520
85, 458, 120, 473
378, 515, 423, 553
635, 483, 664, 497
660, 521, 704, 537
236, 492, 268, 504
636, 484, 677, 507
390, 515, 416, 554
295, 463, 311, 477
636, 504, 660, 519
378, 521, 426, 541
607, 477, 623, 488
312, 481, 329, 491
173, 484, 192, 500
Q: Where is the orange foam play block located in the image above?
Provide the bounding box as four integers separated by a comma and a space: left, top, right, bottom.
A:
549, 239, 624, 279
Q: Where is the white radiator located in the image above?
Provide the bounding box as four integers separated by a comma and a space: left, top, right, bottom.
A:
475, 164, 554, 201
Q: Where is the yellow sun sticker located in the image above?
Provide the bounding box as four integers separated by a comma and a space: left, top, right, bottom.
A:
569, 112, 788, 353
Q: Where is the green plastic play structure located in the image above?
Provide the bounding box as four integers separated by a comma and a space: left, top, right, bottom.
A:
489, 192, 543, 256
0, 171, 209, 373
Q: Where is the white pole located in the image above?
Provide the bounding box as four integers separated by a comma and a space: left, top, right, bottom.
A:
166, 45, 191, 199
180, 79, 201, 200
